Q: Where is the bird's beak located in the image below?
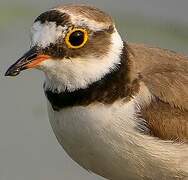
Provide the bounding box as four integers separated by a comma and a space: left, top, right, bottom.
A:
5, 46, 50, 77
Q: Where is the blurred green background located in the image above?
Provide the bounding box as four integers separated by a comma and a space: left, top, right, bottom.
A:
0, 0, 188, 180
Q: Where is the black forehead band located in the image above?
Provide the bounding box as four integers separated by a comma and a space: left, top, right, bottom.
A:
34, 9, 115, 34
34, 10, 70, 26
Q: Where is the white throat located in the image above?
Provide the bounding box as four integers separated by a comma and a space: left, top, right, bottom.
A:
42, 30, 124, 93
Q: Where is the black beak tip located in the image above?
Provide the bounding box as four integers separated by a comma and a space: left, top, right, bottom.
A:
5, 67, 21, 77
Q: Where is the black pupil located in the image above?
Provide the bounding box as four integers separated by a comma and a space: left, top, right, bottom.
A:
69, 31, 85, 46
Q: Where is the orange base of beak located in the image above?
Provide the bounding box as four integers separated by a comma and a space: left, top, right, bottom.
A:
26, 55, 50, 68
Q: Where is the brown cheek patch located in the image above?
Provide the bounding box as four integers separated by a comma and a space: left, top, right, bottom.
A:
42, 25, 114, 60
65, 30, 112, 58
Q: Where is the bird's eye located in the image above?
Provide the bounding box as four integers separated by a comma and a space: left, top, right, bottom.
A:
65, 28, 88, 49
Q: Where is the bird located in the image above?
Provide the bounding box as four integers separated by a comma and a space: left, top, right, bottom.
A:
5, 4, 188, 180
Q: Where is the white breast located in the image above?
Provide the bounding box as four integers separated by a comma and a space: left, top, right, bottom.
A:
47, 97, 188, 180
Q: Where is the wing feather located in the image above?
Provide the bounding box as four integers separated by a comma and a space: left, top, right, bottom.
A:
129, 43, 188, 110
128, 43, 188, 141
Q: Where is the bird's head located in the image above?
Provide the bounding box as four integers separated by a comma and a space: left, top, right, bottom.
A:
5, 4, 124, 92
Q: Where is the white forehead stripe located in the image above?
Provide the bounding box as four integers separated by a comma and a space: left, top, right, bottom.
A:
31, 21, 68, 48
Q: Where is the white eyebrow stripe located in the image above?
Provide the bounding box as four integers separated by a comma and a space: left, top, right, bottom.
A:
55, 8, 112, 32
70, 15, 110, 31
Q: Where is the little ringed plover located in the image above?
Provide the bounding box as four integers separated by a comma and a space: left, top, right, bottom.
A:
5, 4, 188, 180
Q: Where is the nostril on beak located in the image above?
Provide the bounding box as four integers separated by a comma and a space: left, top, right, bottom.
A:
27, 53, 38, 61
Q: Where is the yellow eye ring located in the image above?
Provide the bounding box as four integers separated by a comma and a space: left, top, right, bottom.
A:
65, 28, 88, 49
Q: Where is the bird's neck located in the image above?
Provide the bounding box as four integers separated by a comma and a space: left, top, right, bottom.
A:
44, 43, 139, 111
